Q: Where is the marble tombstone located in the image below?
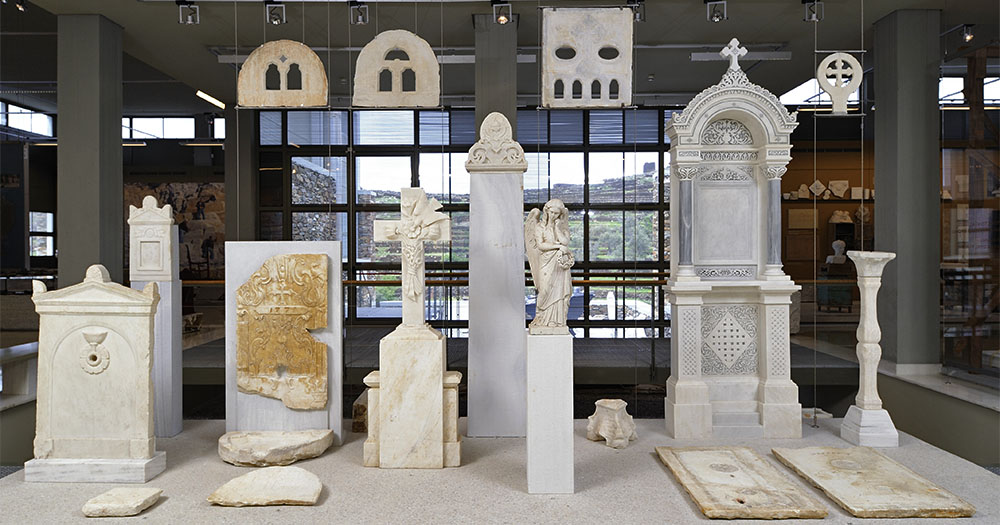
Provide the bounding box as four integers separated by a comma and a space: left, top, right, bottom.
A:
466, 112, 529, 438
128, 195, 183, 438
816, 52, 862, 115
364, 188, 461, 468
541, 7, 633, 108
237, 39, 328, 107
664, 39, 802, 439
524, 198, 575, 493
26, 265, 165, 483
225, 242, 343, 445
353, 30, 440, 108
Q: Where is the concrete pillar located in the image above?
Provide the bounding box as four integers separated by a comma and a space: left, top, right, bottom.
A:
57, 15, 122, 285
224, 108, 257, 241
873, 9, 941, 372
473, 14, 518, 138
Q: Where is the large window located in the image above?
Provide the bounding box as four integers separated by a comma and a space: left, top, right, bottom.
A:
2, 101, 54, 137
259, 108, 671, 337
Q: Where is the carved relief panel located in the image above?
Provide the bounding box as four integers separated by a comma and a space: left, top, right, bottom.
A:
701, 305, 758, 375
541, 7, 633, 108
238, 39, 328, 107
353, 30, 440, 108
236, 254, 329, 409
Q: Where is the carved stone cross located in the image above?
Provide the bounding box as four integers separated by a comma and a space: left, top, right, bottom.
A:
719, 38, 747, 70
374, 187, 451, 327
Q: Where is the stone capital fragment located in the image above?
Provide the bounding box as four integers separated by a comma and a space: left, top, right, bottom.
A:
586, 399, 637, 449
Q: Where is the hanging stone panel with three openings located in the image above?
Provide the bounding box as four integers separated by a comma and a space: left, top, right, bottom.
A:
353, 30, 440, 108
237, 39, 328, 107
541, 7, 633, 108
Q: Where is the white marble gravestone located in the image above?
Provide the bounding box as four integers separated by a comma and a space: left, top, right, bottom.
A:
524, 199, 575, 493
841, 250, 899, 447
664, 39, 802, 439
353, 30, 440, 108
128, 195, 182, 438
816, 53, 862, 115
224, 242, 343, 446
541, 7, 633, 108
26, 265, 165, 483
467, 112, 529, 438
363, 188, 461, 468
237, 39, 328, 107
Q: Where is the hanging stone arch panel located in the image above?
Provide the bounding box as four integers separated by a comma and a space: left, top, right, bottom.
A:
238, 39, 328, 107
354, 30, 440, 108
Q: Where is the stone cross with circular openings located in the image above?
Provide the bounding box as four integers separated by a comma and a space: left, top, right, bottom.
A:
816, 52, 863, 114
720, 38, 748, 70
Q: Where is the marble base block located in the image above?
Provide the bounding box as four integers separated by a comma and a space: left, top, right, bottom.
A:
24, 451, 166, 483
379, 325, 445, 468
132, 279, 182, 438
526, 333, 574, 494
840, 405, 899, 447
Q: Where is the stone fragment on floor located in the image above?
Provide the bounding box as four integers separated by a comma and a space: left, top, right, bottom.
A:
586, 399, 637, 449
218, 430, 334, 467
81, 487, 162, 517
207, 466, 322, 507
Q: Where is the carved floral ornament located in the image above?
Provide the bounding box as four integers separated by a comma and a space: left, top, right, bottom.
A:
466, 112, 528, 172
765, 166, 788, 180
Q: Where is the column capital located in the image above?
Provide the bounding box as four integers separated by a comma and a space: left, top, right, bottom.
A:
764, 165, 788, 180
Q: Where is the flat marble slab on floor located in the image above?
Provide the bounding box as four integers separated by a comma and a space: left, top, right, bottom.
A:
0, 418, 995, 523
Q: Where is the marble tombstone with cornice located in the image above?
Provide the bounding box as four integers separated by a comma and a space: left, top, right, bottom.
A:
664, 39, 802, 439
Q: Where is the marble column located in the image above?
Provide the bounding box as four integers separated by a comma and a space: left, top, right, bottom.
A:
57, 15, 122, 285
764, 166, 787, 277
675, 166, 696, 276
466, 113, 528, 437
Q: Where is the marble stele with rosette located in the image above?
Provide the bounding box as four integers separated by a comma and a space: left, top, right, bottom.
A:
25, 265, 165, 483
664, 38, 802, 440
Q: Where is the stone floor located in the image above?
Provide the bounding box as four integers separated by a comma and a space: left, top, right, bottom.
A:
1, 418, 996, 523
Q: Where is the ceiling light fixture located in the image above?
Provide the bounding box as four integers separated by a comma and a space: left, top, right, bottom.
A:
265, 1, 286, 26
705, 1, 726, 23
628, 0, 645, 23
196, 90, 226, 110
802, 1, 824, 22
349, 1, 369, 25
492, 1, 512, 25
962, 25, 974, 43
177, 1, 199, 25
15, 0, 27, 12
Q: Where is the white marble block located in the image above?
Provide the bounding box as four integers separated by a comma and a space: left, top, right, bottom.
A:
26, 265, 165, 483
664, 39, 802, 440
526, 333, 574, 494
840, 405, 898, 447
224, 242, 343, 444
467, 113, 529, 438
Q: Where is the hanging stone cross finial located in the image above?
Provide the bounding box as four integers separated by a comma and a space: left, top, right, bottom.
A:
373, 187, 451, 327
719, 38, 748, 70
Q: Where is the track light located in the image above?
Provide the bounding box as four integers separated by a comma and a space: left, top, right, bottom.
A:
177, 1, 199, 25
962, 25, 974, 43
628, 0, 645, 22
265, 2, 286, 26
802, 1, 824, 22
705, 1, 726, 23
349, 1, 368, 25
15, 0, 27, 12
492, 1, 512, 25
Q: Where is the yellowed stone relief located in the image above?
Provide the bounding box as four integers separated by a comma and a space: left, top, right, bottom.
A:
236, 254, 328, 409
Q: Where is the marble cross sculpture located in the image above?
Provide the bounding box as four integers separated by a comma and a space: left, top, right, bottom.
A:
720, 37, 748, 70
373, 188, 450, 327
841, 250, 899, 447
364, 187, 461, 468
525, 198, 575, 334
816, 52, 862, 115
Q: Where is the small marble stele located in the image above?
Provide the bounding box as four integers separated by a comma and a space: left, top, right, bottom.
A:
207, 466, 322, 507
82, 487, 162, 518
586, 399, 637, 449
657, 447, 828, 519
236, 253, 328, 410
773, 447, 976, 518
218, 429, 334, 467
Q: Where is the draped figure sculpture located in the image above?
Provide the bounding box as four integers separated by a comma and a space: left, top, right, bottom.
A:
525, 199, 575, 335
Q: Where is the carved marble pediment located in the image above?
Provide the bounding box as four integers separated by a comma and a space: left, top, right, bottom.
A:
465, 112, 527, 172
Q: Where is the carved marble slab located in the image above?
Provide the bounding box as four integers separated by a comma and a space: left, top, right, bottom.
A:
656, 446, 827, 519
236, 254, 328, 410
772, 446, 976, 518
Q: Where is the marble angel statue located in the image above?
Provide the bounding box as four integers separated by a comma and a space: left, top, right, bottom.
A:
525, 199, 575, 335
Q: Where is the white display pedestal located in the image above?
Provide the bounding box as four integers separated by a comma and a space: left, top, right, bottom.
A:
841, 405, 899, 447
24, 451, 166, 483
132, 277, 182, 437
526, 332, 574, 494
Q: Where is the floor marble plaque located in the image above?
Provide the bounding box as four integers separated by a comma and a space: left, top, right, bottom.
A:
772, 446, 976, 518
656, 446, 827, 519
236, 254, 328, 410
